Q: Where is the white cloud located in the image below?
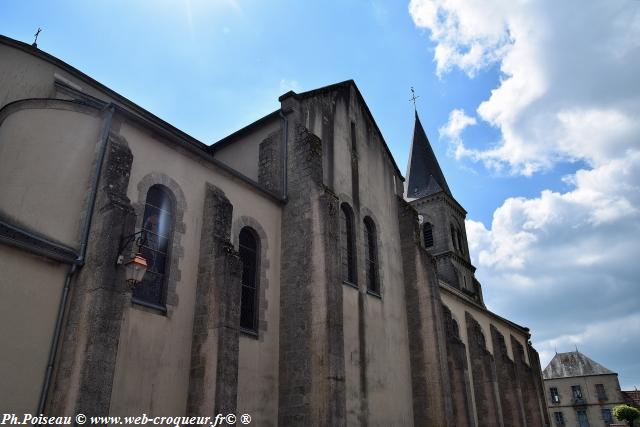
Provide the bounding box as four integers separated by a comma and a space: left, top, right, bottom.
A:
410, 0, 640, 176
439, 109, 477, 159
410, 0, 640, 386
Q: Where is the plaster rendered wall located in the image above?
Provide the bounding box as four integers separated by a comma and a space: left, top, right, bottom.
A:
0, 104, 105, 413
545, 375, 625, 427
0, 43, 115, 109
0, 245, 68, 413
0, 107, 102, 246
108, 119, 282, 421
212, 118, 281, 182
302, 88, 414, 425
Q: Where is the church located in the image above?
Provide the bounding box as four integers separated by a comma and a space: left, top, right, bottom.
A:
0, 35, 549, 426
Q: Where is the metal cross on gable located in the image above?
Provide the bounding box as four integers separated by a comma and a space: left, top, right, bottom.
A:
409, 87, 420, 112
32, 27, 42, 47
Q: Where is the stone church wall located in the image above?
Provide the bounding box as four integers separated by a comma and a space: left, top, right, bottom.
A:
0, 37, 551, 426
106, 118, 283, 420
296, 87, 416, 426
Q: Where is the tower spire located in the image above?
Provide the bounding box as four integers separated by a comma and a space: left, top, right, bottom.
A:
405, 111, 452, 199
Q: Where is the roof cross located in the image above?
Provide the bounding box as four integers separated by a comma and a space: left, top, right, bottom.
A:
32, 27, 42, 47
409, 87, 420, 112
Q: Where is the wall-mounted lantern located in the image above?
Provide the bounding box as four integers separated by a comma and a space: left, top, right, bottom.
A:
116, 230, 148, 287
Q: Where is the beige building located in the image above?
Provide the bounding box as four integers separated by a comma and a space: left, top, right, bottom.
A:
0, 34, 549, 426
543, 351, 626, 427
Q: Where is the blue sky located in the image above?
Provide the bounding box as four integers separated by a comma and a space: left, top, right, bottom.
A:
2, 0, 639, 389
0, 0, 571, 225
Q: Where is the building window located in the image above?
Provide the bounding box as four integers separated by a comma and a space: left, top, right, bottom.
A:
576, 410, 589, 427
239, 227, 259, 332
350, 121, 357, 154
450, 225, 457, 250
452, 318, 460, 338
423, 222, 434, 248
457, 230, 464, 254
554, 411, 565, 425
572, 385, 583, 400
602, 408, 613, 425
364, 217, 380, 295
550, 387, 561, 404
478, 330, 486, 349
340, 203, 356, 284
596, 383, 608, 401
133, 185, 173, 308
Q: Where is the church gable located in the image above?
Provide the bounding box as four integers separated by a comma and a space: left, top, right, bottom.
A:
282, 80, 404, 184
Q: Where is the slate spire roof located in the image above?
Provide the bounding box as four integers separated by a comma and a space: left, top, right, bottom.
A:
405, 111, 452, 199
542, 351, 616, 379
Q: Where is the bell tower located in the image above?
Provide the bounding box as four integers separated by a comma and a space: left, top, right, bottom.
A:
405, 112, 484, 305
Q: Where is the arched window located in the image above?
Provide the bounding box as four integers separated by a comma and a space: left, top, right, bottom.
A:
133, 185, 173, 308
452, 318, 460, 338
239, 227, 259, 332
363, 217, 380, 295
340, 203, 356, 284
450, 225, 458, 251
478, 330, 486, 349
457, 230, 464, 254
423, 222, 434, 248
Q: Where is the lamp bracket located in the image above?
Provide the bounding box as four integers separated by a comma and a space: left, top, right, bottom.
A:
116, 229, 148, 264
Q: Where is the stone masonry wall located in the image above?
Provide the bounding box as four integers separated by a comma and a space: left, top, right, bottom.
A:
397, 197, 451, 427
187, 183, 242, 417
48, 132, 135, 416
490, 326, 525, 427
511, 337, 546, 427
258, 129, 283, 195
278, 121, 346, 427
442, 305, 474, 427
465, 312, 501, 427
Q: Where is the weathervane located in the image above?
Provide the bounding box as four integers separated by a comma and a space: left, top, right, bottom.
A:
32, 27, 42, 48
409, 86, 420, 112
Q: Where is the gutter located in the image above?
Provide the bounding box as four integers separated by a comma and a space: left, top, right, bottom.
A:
37, 104, 115, 414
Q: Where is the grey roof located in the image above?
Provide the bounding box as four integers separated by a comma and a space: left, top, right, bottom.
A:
543, 351, 616, 379
405, 112, 452, 199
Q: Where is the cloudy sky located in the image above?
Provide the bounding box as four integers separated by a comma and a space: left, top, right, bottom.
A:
2, 1, 638, 388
